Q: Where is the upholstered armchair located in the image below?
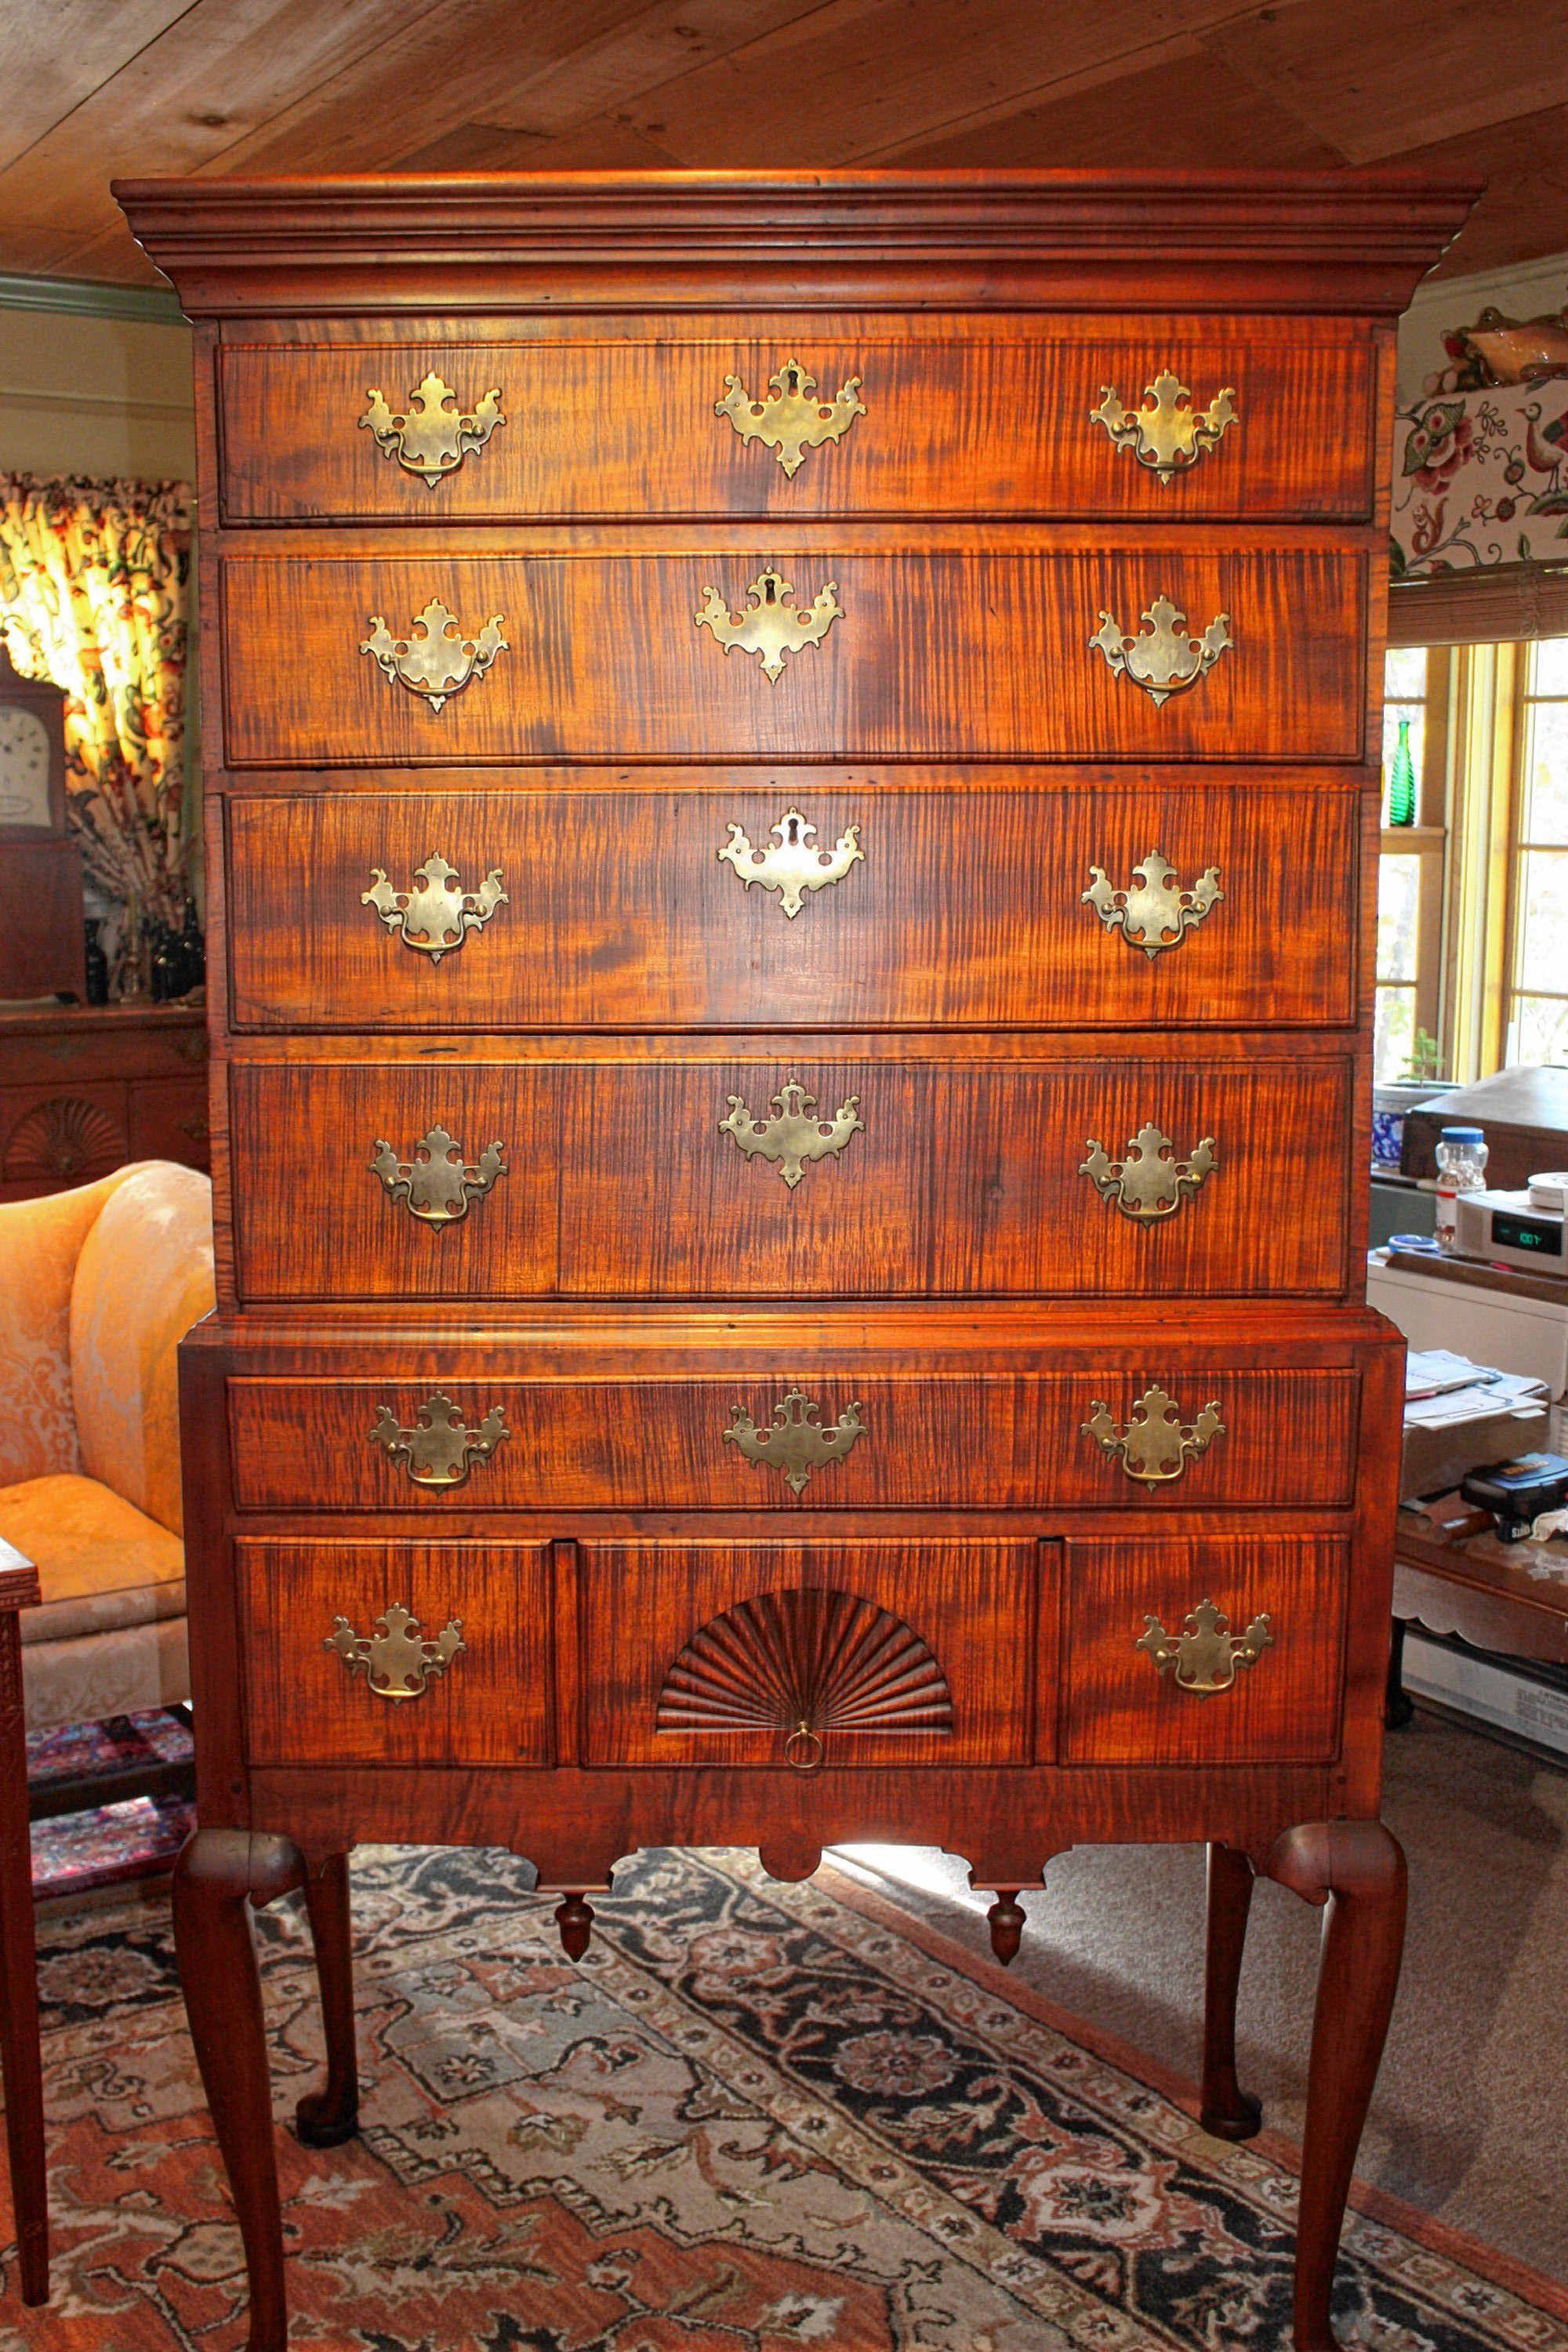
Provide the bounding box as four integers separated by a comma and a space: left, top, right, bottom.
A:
0, 1161, 213, 1732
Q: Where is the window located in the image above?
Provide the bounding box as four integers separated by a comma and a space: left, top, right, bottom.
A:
1374, 647, 1449, 1083
1503, 639, 1568, 1065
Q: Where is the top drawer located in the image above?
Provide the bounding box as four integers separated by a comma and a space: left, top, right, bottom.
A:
214, 323, 1377, 524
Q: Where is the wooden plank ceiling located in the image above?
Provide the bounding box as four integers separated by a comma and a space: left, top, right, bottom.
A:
1, 0, 1563, 289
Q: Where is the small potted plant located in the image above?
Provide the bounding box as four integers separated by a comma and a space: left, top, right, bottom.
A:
1372, 1029, 1447, 1170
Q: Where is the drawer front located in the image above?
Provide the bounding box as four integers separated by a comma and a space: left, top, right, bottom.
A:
575, 1537, 1043, 1769
1062, 1534, 1345, 1764
237, 1538, 552, 1766
219, 550, 1367, 768
228, 1054, 1354, 1303
0, 1015, 206, 1086
216, 327, 1374, 523
227, 1367, 1358, 1513
226, 784, 1361, 1034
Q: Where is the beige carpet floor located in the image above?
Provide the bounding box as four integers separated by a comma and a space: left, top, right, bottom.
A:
837, 1706, 1568, 2285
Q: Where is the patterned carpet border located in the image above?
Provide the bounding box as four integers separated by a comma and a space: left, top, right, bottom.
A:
3, 1842, 1565, 2352
818, 1860, 1568, 2334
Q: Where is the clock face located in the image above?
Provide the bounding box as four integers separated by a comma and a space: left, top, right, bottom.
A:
0, 705, 53, 830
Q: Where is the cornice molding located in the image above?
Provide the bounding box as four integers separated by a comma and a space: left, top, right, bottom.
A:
0, 270, 183, 325
114, 169, 1481, 318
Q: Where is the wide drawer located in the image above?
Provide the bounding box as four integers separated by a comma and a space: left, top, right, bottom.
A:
216, 325, 1374, 523
227, 1366, 1359, 1513
576, 1536, 1043, 1769
237, 1538, 553, 1766
225, 782, 1362, 1034
227, 1052, 1355, 1302
1062, 1533, 1345, 1765
218, 549, 1367, 768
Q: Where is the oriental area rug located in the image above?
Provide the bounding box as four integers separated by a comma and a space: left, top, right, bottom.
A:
6, 1846, 1566, 2352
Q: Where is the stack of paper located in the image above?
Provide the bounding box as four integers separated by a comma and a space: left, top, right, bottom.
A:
1404, 1348, 1549, 1429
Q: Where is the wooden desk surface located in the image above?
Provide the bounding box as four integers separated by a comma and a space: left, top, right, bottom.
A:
0, 1538, 39, 1613
1395, 1496, 1568, 1667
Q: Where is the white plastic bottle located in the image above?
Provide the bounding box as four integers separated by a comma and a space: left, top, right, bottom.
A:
1433, 1124, 1488, 1254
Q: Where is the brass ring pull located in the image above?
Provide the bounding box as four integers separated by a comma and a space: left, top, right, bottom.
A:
1081, 1123, 1216, 1223
1136, 1598, 1273, 1694
360, 372, 504, 484
325, 1603, 464, 1701
1081, 1384, 1224, 1483
363, 854, 507, 961
1090, 373, 1237, 481
1089, 596, 1231, 707
1083, 851, 1222, 958
360, 597, 507, 712
784, 1722, 825, 1773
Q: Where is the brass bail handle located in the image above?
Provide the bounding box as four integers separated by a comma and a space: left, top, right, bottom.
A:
784, 1721, 825, 1773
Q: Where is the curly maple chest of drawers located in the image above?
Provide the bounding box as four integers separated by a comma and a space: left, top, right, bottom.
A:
120, 172, 1474, 2350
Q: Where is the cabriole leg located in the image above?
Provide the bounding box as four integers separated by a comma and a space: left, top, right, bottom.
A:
296, 1852, 359, 2148
172, 1828, 307, 2352
1266, 1820, 1407, 2352
1201, 1842, 1261, 2140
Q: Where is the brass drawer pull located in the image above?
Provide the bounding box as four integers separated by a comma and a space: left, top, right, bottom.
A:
1136, 1597, 1272, 1694
369, 1390, 508, 1487
1083, 851, 1223, 958
1082, 1383, 1223, 1484
715, 357, 866, 476
1081, 1123, 1216, 1224
724, 1385, 865, 1494
718, 806, 863, 917
361, 596, 508, 711
719, 1080, 863, 1189
371, 1125, 506, 1225
1090, 372, 1237, 482
695, 566, 842, 683
359, 371, 504, 485
363, 852, 507, 961
1089, 596, 1231, 706
325, 1602, 465, 1700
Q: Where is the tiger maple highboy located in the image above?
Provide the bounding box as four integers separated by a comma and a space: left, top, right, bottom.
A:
117, 169, 1475, 2352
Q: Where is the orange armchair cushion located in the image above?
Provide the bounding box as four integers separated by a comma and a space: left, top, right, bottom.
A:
70, 1160, 214, 1536
0, 1167, 140, 1487
0, 1472, 184, 1646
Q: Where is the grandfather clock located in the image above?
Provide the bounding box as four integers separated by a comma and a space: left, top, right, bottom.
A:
0, 648, 86, 1003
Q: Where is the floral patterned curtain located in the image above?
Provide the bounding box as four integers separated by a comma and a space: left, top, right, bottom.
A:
1391, 380, 1568, 577
0, 474, 191, 926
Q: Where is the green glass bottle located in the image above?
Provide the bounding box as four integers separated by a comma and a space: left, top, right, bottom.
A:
1388, 716, 1417, 827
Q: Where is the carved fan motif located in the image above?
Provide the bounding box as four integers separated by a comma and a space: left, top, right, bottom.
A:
3, 1097, 124, 1183
656, 1587, 953, 1758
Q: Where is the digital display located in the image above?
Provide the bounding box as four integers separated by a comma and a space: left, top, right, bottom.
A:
1491, 1211, 1563, 1257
